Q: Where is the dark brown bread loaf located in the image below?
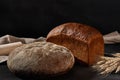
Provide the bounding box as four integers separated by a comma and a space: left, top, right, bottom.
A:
47, 22, 104, 65
7, 42, 74, 79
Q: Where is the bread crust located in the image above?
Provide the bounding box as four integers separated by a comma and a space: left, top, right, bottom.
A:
47, 22, 104, 65
7, 42, 74, 79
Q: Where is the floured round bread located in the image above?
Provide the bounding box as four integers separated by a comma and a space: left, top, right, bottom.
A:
7, 42, 74, 79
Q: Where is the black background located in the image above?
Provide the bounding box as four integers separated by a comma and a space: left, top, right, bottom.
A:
0, 1, 120, 80
0, 0, 120, 38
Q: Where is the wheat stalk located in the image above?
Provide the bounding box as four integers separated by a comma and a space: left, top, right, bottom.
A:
92, 53, 120, 75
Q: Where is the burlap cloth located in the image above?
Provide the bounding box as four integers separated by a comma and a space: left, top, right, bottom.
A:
0, 35, 46, 63
103, 31, 120, 44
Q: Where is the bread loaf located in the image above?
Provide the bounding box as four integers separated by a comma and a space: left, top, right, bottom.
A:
47, 22, 104, 65
7, 42, 74, 79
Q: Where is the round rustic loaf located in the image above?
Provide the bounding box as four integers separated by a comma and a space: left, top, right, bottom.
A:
47, 22, 104, 65
7, 42, 74, 79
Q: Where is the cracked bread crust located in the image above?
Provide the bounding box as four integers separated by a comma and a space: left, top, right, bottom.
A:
47, 22, 104, 65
